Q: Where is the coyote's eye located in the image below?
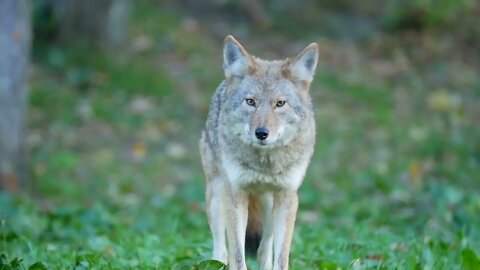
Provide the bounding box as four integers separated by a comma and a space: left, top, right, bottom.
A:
245, 98, 256, 106
276, 100, 286, 108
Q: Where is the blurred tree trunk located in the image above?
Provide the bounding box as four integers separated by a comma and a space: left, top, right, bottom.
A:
0, 0, 31, 192
41, 0, 131, 50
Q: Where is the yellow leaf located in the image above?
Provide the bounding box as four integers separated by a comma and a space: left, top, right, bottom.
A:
132, 143, 146, 159
409, 161, 422, 187
426, 89, 461, 112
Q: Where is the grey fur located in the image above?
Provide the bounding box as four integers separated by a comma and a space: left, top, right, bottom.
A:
200, 35, 318, 270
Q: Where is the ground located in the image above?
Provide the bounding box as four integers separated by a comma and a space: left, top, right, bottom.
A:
1, 1, 480, 269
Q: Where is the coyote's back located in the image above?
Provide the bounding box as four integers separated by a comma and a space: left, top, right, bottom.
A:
200, 35, 318, 270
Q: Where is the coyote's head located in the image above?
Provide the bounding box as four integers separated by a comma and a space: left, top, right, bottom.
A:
222, 35, 318, 148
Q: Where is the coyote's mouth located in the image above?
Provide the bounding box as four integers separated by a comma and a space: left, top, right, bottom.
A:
252, 138, 276, 149
257, 140, 268, 146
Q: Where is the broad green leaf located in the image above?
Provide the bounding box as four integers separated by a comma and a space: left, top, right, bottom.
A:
195, 260, 226, 270
461, 248, 480, 270
29, 261, 48, 270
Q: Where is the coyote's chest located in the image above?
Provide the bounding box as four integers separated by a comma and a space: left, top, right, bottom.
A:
220, 144, 309, 191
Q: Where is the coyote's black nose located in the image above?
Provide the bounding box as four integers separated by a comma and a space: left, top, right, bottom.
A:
255, 128, 269, 140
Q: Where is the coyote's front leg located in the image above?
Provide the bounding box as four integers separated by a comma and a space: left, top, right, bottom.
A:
258, 193, 274, 270
206, 178, 228, 263
225, 188, 249, 270
272, 191, 298, 270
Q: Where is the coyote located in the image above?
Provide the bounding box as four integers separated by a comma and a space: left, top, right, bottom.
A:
199, 35, 318, 270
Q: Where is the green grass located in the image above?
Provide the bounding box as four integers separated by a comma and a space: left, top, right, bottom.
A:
2, 1, 480, 269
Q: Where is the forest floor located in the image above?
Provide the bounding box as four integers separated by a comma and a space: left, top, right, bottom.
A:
1, 1, 480, 269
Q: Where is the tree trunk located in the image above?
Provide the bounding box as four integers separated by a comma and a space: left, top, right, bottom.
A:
41, 0, 131, 50
0, 0, 31, 192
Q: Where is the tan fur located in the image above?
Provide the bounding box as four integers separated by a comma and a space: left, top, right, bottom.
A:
200, 35, 318, 270
247, 194, 262, 237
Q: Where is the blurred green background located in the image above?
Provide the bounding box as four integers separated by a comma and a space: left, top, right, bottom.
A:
1, 0, 479, 269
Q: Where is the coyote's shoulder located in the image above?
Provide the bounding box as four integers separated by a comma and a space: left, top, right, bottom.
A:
200, 35, 319, 270
201, 80, 227, 158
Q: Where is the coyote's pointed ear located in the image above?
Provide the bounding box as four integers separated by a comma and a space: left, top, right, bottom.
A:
223, 35, 253, 79
285, 43, 319, 83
